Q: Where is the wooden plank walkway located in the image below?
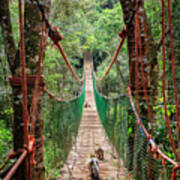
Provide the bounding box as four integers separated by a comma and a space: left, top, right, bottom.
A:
58, 60, 127, 180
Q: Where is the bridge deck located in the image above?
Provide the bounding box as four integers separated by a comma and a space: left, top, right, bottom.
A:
58, 61, 127, 180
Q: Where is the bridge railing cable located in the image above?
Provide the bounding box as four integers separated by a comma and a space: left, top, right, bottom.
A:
93, 65, 179, 179
93, 26, 127, 82
93, 0, 180, 177
2, 1, 31, 179
33, 0, 84, 83
93, 63, 178, 163
1, 0, 85, 179
43, 73, 85, 178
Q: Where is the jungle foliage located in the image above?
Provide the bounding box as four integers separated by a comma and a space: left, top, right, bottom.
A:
0, 0, 179, 179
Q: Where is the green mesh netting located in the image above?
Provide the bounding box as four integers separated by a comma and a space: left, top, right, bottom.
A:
92, 74, 107, 126
43, 79, 85, 178
92, 72, 173, 180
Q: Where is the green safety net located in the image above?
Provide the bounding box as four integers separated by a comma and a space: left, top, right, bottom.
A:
43, 78, 85, 178
92, 71, 175, 180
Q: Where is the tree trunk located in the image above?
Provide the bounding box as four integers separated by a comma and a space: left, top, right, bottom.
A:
0, 0, 51, 179
119, 0, 159, 179
119, 0, 158, 99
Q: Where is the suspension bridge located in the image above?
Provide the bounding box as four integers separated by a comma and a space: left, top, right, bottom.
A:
0, 0, 179, 179
59, 59, 127, 180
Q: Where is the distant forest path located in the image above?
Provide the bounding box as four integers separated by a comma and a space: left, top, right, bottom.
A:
58, 60, 127, 180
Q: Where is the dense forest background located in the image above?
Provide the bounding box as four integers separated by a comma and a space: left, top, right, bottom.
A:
0, 0, 179, 179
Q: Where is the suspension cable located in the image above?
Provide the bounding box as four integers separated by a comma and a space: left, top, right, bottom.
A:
44, 83, 85, 103
31, 0, 83, 83
92, 1, 141, 82
167, 0, 180, 153
128, 87, 178, 166
29, 24, 47, 135
134, 2, 153, 178
18, 0, 30, 179
161, 0, 180, 160
18, 0, 29, 150
138, 8, 154, 136
94, 26, 127, 82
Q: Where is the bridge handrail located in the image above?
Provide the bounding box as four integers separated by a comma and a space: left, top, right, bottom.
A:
43, 72, 86, 103
93, 68, 178, 168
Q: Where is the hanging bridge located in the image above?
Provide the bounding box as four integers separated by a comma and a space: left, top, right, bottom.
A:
59, 59, 127, 180
0, 0, 180, 179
